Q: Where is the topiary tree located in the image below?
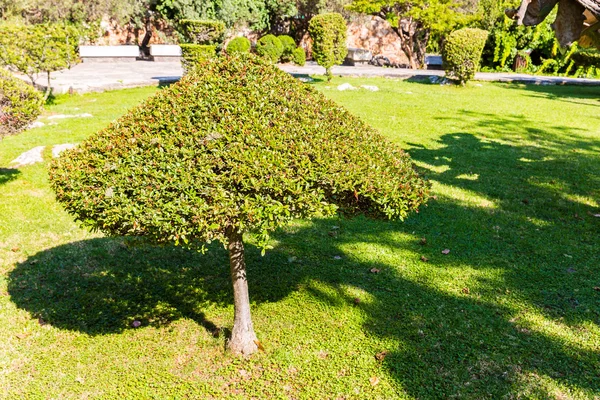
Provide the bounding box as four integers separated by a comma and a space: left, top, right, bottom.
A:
0, 69, 44, 138
0, 23, 80, 99
308, 13, 348, 81
178, 20, 225, 73
49, 54, 429, 356
277, 34, 296, 62
443, 28, 489, 85
292, 47, 306, 65
254, 34, 284, 63
226, 36, 252, 54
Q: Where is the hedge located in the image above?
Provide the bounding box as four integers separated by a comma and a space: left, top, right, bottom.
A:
180, 44, 216, 73
0, 69, 44, 138
278, 35, 296, 62
178, 19, 225, 45
308, 13, 348, 81
226, 37, 251, 54
443, 28, 489, 85
255, 34, 283, 63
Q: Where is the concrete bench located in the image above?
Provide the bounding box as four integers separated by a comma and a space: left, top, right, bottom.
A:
79, 46, 140, 63
343, 47, 373, 66
149, 45, 182, 62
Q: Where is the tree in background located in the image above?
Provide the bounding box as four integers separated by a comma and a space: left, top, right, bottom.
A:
0, 24, 80, 99
49, 54, 429, 356
309, 13, 348, 80
347, 0, 472, 68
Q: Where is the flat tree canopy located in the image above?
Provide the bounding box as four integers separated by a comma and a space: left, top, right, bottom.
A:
50, 54, 429, 355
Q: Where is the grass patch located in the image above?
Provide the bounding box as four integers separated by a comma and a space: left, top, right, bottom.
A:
1, 80, 599, 399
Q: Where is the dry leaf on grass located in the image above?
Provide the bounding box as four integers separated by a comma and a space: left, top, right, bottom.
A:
369, 376, 380, 386
442, 249, 450, 255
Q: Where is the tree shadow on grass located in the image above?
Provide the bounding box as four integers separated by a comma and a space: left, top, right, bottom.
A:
502, 83, 600, 107
0, 168, 20, 185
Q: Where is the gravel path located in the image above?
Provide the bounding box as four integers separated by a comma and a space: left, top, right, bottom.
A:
21, 60, 600, 95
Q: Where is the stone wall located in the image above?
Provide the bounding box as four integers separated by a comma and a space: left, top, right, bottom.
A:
346, 15, 409, 66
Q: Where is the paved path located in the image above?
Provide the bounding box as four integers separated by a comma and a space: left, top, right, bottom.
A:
33, 60, 600, 94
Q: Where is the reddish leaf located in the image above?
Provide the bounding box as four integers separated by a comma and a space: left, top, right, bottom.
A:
375, 351, 388, 361
369, 376, 380, 386
461, 287, 470, 294
370, 268, 380, 273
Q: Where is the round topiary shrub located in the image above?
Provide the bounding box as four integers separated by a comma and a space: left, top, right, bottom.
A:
277, 35, 296, 62
180, 44, 216, 74
292, 47, 306, 66
49, 54, 429, 356
308, 13, 348, 81
0, 69, 43, 138
226, 37, 251, 54
255, 34, 283, 63
442, 28, 489, 85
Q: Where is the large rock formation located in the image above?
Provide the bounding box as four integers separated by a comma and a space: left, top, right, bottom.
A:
346, 16, 410, 66
507, 0, 600, 48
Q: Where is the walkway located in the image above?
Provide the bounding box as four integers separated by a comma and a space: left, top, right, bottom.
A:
34, 60, 600, 94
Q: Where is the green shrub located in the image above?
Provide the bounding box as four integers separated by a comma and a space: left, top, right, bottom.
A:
571, 48, 600, 69
443, 28, 489, 85
0, 23, 81, 99
49, 53, 429, 356
278, 35, 296, 62
308, 13, 347, 81
0, 69, 44, 138
178, 19, 225, 45
292, 47, 306, 66
255, 34, 283, 63
226, 37, 251, 54
180, 44, 216, 73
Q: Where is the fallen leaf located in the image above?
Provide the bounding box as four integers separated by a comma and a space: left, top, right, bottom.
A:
38, 317, 47, 326
522, 199, 529, 205
593, 287, 600, 291
29, 260, 38, 265
16, 332, 31, 339
566, 268, 577, 274
328, 231, 338, 237
317, 350, 329, 359
333, 255, 342, 260
375, 351, 388, 361
588, 211, 600, 217
442, 249, 450, 255
10, 247, 19, 252
131, 320, 141, 328
239, 369, 250, 379
353, 297, 361, 304
461, 287, 470, 294
420, 255, 429, 262
370, 268, 380, 273
369, 376, 380, 386
75, 377, 85, 384
419, 238, 427, 246
254, 340, 265, 351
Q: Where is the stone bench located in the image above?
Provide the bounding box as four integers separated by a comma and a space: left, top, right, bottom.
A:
149, 45, 182, 62
79, 46, 140, 63
343, 47, 373, 66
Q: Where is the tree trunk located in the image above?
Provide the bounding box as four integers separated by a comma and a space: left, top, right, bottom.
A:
226, 228, 258, 356
44, 71, 52, 101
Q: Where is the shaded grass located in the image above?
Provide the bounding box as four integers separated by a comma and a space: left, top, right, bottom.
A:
1, 80, 599, 399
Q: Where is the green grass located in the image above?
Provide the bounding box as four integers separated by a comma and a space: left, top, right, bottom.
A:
1, 79, 599, 399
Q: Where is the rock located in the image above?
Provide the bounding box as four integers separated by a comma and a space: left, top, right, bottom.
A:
28, 121, 45, 129
47, 113, 93, 120
346, 16, 410, 66
52, 143, 77, 158
337, 83, 357, 91
360, 85, 379, 91
344, 47, 373, 66
297, 76, 314, 83
11, 146, 45, 167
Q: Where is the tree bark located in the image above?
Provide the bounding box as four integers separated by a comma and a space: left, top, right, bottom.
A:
226, 228, 258, 356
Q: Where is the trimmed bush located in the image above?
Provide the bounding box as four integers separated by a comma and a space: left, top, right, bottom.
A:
255, 34, 283, 63
178, 19, 225, 45
0, 69, 44, 138
226, 37, 251, 54
292, 47, 306, 66
180, 44, 216, 73
443, 28, 489, 85
49, 53, 429, 356
308, 13, 348, 81
278, 35, 296, 62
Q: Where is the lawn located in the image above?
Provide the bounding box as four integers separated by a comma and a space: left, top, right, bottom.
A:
1, 78, 599, 399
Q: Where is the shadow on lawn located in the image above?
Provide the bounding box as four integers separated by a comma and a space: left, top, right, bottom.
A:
7, 114, 600, 397
0, 168, 20, 185
502, 83, 600, 107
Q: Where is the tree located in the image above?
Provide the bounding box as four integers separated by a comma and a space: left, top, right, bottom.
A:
308, 13, 348, 80
347, 0, 471, 68
0, 24, 80, 99
49, 54, 429, 356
